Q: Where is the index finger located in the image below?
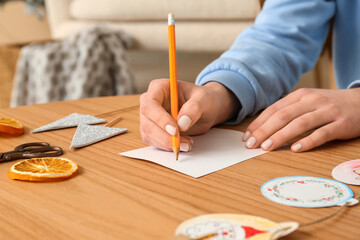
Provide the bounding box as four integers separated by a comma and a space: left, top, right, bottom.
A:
245, 90, 304, 134
140, 80, 178, 135
145, 79, 171, 109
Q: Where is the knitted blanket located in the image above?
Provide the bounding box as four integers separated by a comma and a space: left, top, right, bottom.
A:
11, 26, 134, 107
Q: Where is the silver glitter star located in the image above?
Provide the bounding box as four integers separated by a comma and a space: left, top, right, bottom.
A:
32, 113, 107, 133
70, 123, 127, 148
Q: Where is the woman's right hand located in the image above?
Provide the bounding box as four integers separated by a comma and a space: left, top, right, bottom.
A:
140, 79, 240, 152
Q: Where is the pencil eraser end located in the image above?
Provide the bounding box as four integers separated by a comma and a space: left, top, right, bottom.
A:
168, 13, 175, 25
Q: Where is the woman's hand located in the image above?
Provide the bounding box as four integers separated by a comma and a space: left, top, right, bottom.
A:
140, 79, 240, 152
243, 88, 360, 152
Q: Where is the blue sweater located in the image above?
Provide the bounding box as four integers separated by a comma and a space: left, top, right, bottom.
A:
196, 0, 360, 124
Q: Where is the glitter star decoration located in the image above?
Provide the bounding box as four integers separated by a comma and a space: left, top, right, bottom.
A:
70, 123, 127, 148
32, 113, 107, 133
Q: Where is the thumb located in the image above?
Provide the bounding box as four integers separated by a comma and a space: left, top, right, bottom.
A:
177, 99, 203, 132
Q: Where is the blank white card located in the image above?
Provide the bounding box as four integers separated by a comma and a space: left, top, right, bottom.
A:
120, 128, 267, 178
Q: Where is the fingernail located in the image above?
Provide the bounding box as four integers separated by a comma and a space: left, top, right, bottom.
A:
178, 115, 192, 131
261, 139, 273, 150
165, 124, 176, 136
246, 136, 256, 148
180, 143, 190, 152
243, 131, 251, 141
292, 143, 303, 152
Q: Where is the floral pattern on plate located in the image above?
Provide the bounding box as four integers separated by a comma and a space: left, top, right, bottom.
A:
261, 176, 354, 208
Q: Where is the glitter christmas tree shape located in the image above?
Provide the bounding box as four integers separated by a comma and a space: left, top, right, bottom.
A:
70, 123, 127, 148
32, 113, 106, 133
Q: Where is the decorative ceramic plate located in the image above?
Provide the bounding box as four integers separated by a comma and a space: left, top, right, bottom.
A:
332, 159, 360, 186
175, 214, 298, 240
261, 176, 355, 208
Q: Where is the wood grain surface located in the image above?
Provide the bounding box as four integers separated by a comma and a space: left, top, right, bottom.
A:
0, 95, 359, 240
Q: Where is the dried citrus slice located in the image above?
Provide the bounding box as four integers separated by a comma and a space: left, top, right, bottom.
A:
0, 117, 24, 136
8, 157, 78, 182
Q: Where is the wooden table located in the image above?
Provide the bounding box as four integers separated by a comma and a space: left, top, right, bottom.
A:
0, 95, 359, 240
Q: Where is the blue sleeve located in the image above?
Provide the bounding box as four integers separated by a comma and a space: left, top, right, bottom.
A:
347, 80, 360, 89
196, 0, 335, 124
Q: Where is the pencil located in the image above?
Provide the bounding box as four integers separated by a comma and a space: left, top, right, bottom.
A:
168, 13, 180, 160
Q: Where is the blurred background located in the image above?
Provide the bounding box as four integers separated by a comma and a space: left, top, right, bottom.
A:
0, 0, 334, 109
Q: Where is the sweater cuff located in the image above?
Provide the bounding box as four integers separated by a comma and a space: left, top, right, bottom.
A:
347, 80, 360, 89
196, 70, 255, 125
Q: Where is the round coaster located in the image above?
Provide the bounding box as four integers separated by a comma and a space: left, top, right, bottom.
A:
261, 176, 354, 208
332, 159, 360, 186
175, 214, 298, 240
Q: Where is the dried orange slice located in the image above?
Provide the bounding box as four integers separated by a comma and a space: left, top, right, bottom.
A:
0, 118, 24, 136
8, 157, 78, 182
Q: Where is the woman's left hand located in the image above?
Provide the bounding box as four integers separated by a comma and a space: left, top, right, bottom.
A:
243, 88, 360, 152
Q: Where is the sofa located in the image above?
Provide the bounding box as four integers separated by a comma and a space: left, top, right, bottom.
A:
45, 0, 259, 52
44, 0, 331, 94
44, 0, 261, 93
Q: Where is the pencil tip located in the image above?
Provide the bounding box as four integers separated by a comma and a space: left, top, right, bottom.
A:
173, 147, 180, 161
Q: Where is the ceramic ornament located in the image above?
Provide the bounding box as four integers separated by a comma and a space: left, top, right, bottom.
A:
70, 123, 127, 148
174, 214, 298, 240
332, 159, 360, 186
32, 113, 106, 133
261, 176, 358, 208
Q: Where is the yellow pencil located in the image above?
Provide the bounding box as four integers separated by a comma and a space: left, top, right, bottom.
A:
168, 13, 180, 160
